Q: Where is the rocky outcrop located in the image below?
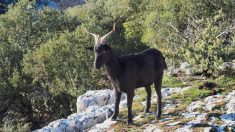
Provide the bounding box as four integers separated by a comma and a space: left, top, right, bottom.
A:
167, 62, 194, 76
76, 89, 126, 113
168, 61, 235, 76
34, 88, 235, 132
142, 90, 235, 132
174, 91, 235, 131
34, 89, 126, 132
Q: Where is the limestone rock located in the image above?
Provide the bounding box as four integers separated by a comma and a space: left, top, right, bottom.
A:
225, 91, 235, 113
77, 90, 125, 113
219, 62, 235, 70
89, 119, 117, 132
175, 126, 193, 132
203, 95, 225, 111
187, 101, 204, 112
143, 124, 162, 132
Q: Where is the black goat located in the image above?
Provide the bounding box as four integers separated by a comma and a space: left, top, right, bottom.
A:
86, 23, 167, 124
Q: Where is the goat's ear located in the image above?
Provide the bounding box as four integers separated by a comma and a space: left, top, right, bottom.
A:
85, 46, 94, 51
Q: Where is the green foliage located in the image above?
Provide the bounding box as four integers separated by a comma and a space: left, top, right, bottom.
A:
215, 76, 235, 91
0, 0, 89, 130
183, 11, 235, 76
23, 29, 100, 96
162, 75, 187, 87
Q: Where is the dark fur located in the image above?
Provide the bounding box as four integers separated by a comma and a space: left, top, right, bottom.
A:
89, 44, 167, 124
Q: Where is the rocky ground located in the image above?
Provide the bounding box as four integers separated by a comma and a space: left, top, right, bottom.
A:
34, 86, 235, 132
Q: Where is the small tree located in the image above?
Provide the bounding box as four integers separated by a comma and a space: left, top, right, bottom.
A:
183, 11, 235, 76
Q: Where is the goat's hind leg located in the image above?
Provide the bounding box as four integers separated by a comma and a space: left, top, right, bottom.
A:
144, 85, 152, 113
154, 72, 163, 119
127, 91, 134, 125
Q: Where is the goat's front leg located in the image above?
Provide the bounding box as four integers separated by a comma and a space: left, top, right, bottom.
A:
127, 91, 134, 125
111, 89, 122, 120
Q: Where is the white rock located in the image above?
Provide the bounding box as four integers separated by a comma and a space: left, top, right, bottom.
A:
167, 66, 179, 76
82, 117, 97, 130
65, 124, 82, 132
65, 120, 82, 132
48, 119, 68, 128
208, 117, 220, 126
161, 87, 183, 98
226, 100, 235, 114
36, 127, 52, 132
89, 119, 117, 132
225, 91, 235, 101
159, 117, 174, 122
120, 100, 127, 108
219, 62, 235, 70
225, 91, 235, 114
167, 121, 180, 126
51, 127, 65, 132
185, 68, 194, 75
35, 119, 83, 132
163, 103, 176, 111
182, 112, 201, 118
143, 124, 162, 132
67, 113, 83, 122
187, 101, 204, 112
175, 126, 192, 132
186, 113, 207, 127
77, 90, 115, 113
36, 89, 119, 132
180, 62, 191, 69
107, 92, 116, 104
203, 95, 224, 111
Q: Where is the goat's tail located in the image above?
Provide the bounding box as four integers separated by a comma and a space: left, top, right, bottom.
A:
163, 57, 168, 70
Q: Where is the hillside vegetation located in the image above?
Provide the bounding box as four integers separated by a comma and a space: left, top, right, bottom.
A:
0, 0, 235, 131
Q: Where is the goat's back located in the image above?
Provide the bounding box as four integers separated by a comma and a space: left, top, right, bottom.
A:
117, 48, 166, 88
119, 48, 166, 69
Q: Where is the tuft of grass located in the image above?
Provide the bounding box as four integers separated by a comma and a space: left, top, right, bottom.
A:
215, 76, 235, 88
164, 104, 188, 114
135, 114, 155, 124
112, 121, 143, 132
119, 102, 145, 120
114, 99, 155, 131
162, 75, 187, 88
169, 87, 211, 105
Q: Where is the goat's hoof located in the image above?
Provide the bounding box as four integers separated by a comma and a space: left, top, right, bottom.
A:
111, 115, 118, 121
111, 118, 117, 121
144, 110, 150, 113
155, 115, 161, 120
127, 119, 133, 125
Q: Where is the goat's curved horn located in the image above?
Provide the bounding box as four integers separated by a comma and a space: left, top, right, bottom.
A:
100, 23, 115, 44
85, 29, 100, 44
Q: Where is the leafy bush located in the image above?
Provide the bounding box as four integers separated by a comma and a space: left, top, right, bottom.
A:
183, 11, 235, 76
